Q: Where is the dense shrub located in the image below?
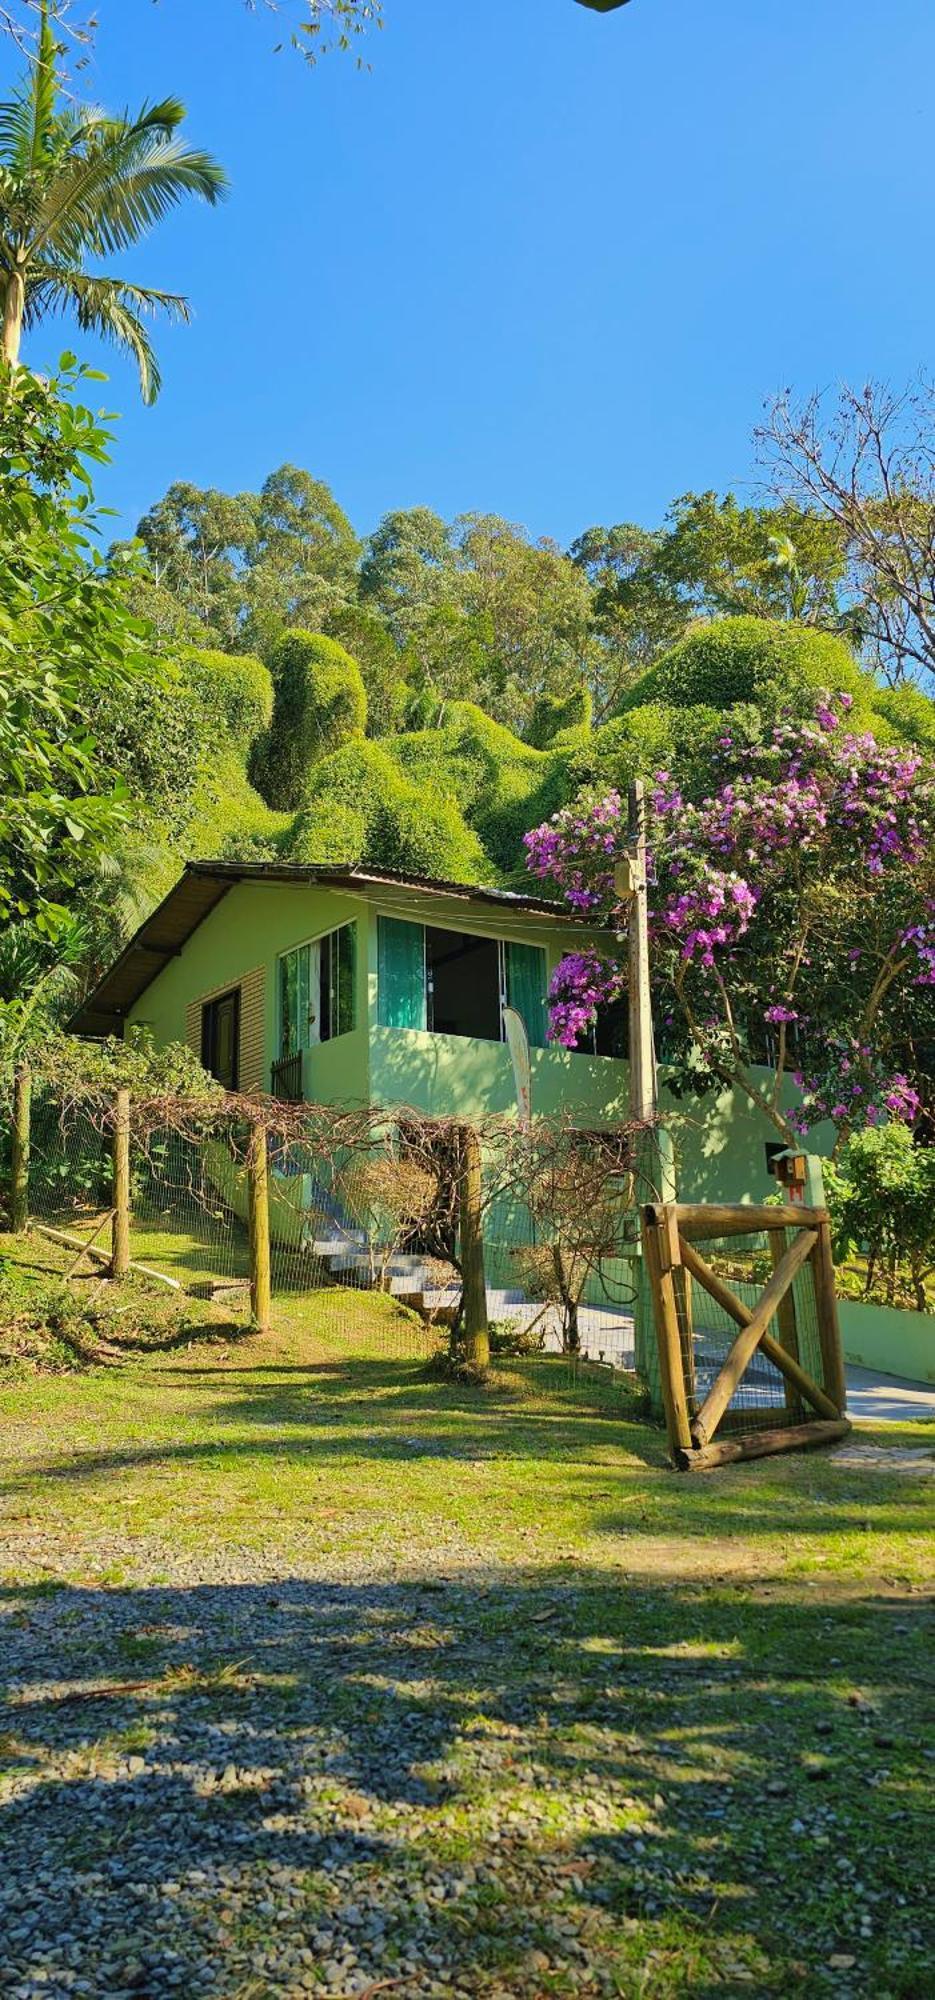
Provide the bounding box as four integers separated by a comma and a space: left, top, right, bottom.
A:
872, 682, 935, 749
187, 647, 273, 753
623, 616, 871, 717
391, 702, 572, 877
254, 631, 367, 809
824, 1123, 935, 1312
288, 738, 491, 880
527, 684, 593, 749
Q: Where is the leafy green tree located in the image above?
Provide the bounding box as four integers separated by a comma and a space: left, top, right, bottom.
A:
244, 464, 361, 656
360, 506, 460, 646
571, 493, 847, 715
132, 482, 258, 649
0, 3, 226, 401
0, 355, 155, 941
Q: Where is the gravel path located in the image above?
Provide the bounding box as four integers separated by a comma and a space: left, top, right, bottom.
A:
2, 1547, 932, 2000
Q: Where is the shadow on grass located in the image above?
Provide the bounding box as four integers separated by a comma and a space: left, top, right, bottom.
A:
4, 1349, 932, 1549
0, 1567, 930, 1996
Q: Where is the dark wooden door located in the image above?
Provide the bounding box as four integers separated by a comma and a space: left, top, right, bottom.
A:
201, 988, 241, 1090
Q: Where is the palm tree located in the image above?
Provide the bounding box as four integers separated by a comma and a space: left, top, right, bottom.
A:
0, 3, 227, 402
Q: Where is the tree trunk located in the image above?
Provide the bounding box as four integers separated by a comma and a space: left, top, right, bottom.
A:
552, 1244, 579, 1354
2, 268, 25, 370
458, 1124, 489, 1368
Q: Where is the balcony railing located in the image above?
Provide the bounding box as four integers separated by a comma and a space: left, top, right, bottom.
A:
271, 1051, 304, 1103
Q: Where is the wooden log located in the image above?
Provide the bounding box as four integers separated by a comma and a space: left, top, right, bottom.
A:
111, 1088, 131, 1282
32, 1223, 182, 1291
642, 1212, 693, 1463
247, 1123, 272, 1334
677, 1234, 839, 1423
811, 1219, 848, 1416
64, 1208, 115, 1280
769, 1227, 803, 1421
677, 1417, 851, 1472
690, 1227, 819, 1446
459, 1123, 490, 1368
665, 1201, 827, 1240
9, 1063, 31, 1233
674, 1263, 697, 1412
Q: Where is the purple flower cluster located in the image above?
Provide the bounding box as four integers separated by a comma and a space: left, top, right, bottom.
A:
524, 791, 622, 914
790, 1036, 922, 1136
545, 950, 624, 1049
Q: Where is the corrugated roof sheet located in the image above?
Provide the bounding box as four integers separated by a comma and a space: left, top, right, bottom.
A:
69, 861, 586, 1037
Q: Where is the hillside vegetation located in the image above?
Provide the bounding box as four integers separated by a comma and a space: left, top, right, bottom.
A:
156, 617, 926, 898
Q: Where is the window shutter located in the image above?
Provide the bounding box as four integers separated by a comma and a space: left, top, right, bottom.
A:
504, 941, 548, 1048
377, 917, 427, 1030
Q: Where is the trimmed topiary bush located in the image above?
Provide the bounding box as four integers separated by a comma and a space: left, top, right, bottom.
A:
622, 616, 872, 718
254, 630, 368, 808
187, 647, 273, 753
287, 737, 491, 881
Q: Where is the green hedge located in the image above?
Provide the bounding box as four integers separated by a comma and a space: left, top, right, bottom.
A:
254, 630, 367, 808
287, 737, 491, 880
186, 647, 273, 753
623, 616, 872, 717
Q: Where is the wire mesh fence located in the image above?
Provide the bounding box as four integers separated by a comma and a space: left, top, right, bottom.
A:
638, 1202, 849, 1467
3, 1081, 655, 1398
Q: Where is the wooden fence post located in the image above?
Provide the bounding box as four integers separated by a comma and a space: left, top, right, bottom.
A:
642, 1206, 694, 1465
10, 1063, 31, 1233
769, 1226, 804, 1421
248, 1122, 272, 1333
811, 1218, 847, 1416
459, 1123, 489, 1368
110, 1088, 131, 1281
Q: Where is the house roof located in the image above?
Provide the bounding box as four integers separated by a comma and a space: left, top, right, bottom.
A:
69, 861, 588, 1037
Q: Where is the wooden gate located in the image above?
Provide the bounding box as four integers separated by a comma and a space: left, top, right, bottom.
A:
642, 1201, 851, 1470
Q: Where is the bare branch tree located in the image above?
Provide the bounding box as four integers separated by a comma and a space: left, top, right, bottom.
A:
758, 380, 935, 689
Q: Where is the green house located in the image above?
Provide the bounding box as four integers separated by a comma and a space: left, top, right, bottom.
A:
72, 861, 630, 1129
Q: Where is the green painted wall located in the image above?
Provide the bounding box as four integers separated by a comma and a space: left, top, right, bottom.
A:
839, 1300, 935, 1384
127, 874, 835, 1204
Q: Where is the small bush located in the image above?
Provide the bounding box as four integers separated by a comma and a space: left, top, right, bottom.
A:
422, 1345, 491, 1387
488, 1317, 543, 1357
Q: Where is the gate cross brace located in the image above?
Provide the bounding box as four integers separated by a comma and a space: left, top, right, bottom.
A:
678, 1231, 840, 1445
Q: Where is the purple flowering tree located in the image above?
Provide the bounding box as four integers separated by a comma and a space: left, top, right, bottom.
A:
526, 697, 935, 1146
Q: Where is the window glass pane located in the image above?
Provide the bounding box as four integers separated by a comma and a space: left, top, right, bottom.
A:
280, 951, 298, 1058
334, 922, 356, 1037
319, 932, 333, 1043
297, 943, 312, 1050
427, 928, 502, 1040
504, 941, 548, 1048
378, 917, 427, 1030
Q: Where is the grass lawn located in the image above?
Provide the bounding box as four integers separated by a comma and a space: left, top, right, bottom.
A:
0, 1229, 932, 1999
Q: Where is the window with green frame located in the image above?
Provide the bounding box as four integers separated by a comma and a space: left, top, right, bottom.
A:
279, 922, 356, 1057
376, 915, 548, 1047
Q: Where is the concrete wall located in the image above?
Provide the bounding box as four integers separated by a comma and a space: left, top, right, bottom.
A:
839, 1299, 935, 1384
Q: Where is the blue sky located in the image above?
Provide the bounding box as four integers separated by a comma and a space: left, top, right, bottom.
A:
13, 0, 934, 546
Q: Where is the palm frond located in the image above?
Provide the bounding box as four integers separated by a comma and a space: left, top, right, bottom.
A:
0, 0, 56, 180
25, 265, 194, 402
31, 111, 227, 261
